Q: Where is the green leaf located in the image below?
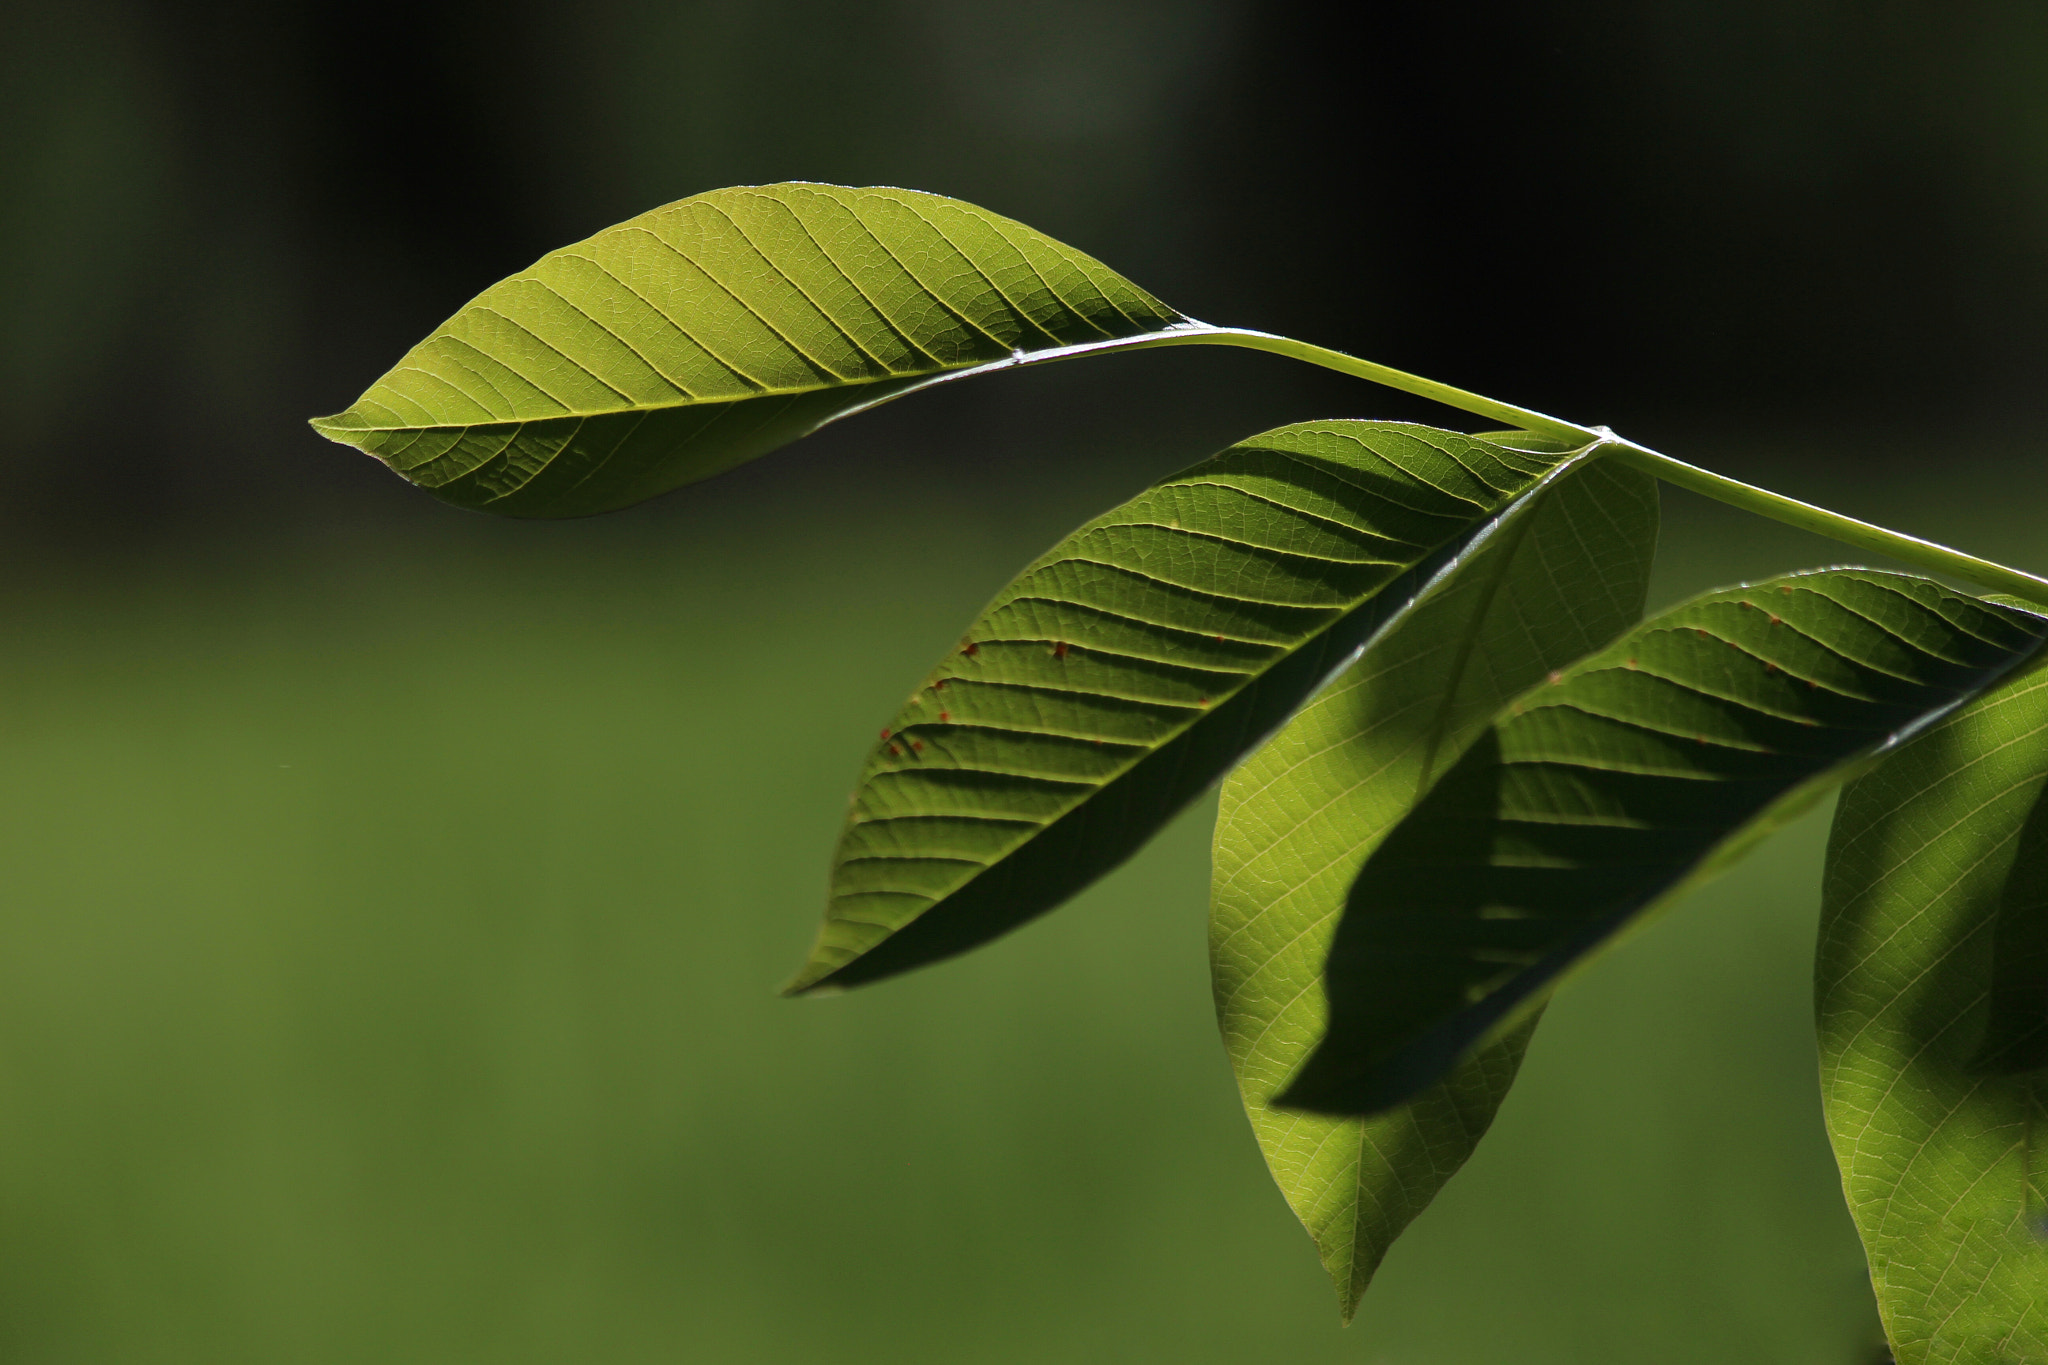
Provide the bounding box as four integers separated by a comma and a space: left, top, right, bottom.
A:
309, 183, 1189, 517
1284, 570, 2048, 1117
1817, 644, 2048, 1363
786, 421, 1613, 994
1210, 453, 1658, 1320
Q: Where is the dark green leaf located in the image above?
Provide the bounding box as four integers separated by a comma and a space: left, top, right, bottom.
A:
1211, 453, 1658, 1319
310, 183, 1188, 517
1818, 643, 2048, 1363
787, 422, 1611, 993
1285, 571, 2048, 1116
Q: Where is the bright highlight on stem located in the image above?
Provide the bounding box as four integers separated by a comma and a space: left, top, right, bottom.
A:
1597, 438, 2048, 608
1178, 326, 2048, 609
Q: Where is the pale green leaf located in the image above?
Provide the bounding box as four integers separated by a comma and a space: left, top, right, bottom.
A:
310, 183, 1188, 517
787, 421, 1613, 993
1818, 645, 2048, 1364
1285, 571, 2048, 1116
1210, 452, 1658, 1320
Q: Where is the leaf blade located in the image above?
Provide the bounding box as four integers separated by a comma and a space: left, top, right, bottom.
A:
1818, 649, 2048, 1363
1210, 453, 1660, 1319
310, 183, 1190, 517
1286, 571, 2048, 1117
789, 422, 1609, 994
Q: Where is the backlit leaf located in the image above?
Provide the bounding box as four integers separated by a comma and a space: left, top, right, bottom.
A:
1818, 640, 2048, 1364
1211, 452, 1658, 1319
786, 421, 1612, 993
1284, 571, 2048, 1116
310, 183, 1191, 517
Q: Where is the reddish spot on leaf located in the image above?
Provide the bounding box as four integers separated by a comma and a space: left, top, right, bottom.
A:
1769, 614, 1782, 626
1780, 584, 1794, 594
887, 744, 901, 757
1052, 642, 1069, 659
1626, 657, 1639, 669
1213, 634, 1225, 643
879, 728, 892, 741
911, 740, 925, 753
962, 642, 979, 657
932, 678, 948, 691
938, 711, 950, 723
1198, 696, 1211, 707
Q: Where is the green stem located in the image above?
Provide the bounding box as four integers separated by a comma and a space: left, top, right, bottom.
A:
1169, 328, 1591, 446
1179, 325, 2048, 608
1601, 436, 2048, 607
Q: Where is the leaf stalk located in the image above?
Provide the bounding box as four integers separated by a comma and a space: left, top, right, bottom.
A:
1598, 437, 2048, 608
1169, 328, 1590, 446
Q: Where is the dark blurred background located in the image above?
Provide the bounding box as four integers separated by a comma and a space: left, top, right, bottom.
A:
8, 0, 2047, 545
1, 3, 2043, 1361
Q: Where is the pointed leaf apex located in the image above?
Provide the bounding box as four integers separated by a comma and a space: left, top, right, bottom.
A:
308, 412, 376, 454
779, 955, 843, 998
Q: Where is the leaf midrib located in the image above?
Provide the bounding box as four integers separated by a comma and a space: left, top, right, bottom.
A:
315, 325, 1221, 433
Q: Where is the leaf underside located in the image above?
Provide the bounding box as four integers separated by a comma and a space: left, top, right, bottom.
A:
310, 183, 1187, 517
1283, 570, 2048, 1117
1211, 452, 1659, 1319
788, 422, 1608, 994
1819, 648, 2048, 1365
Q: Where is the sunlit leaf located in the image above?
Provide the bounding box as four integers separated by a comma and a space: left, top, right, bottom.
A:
1210, 451, 1658, 1319
1284, 571, 2048, 1116
1818, 635, 2048, 1364
786, 422, 1612, 993
310, 183, 1191, 517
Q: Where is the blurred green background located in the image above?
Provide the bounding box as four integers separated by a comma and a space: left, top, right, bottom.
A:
2, 1, 2046, 1360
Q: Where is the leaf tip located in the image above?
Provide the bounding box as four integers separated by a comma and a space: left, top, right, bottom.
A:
778, 961, 839, 998
780, 936, 859, 997
1324, 1242, 1369, 1325
307, 411, 379, 459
